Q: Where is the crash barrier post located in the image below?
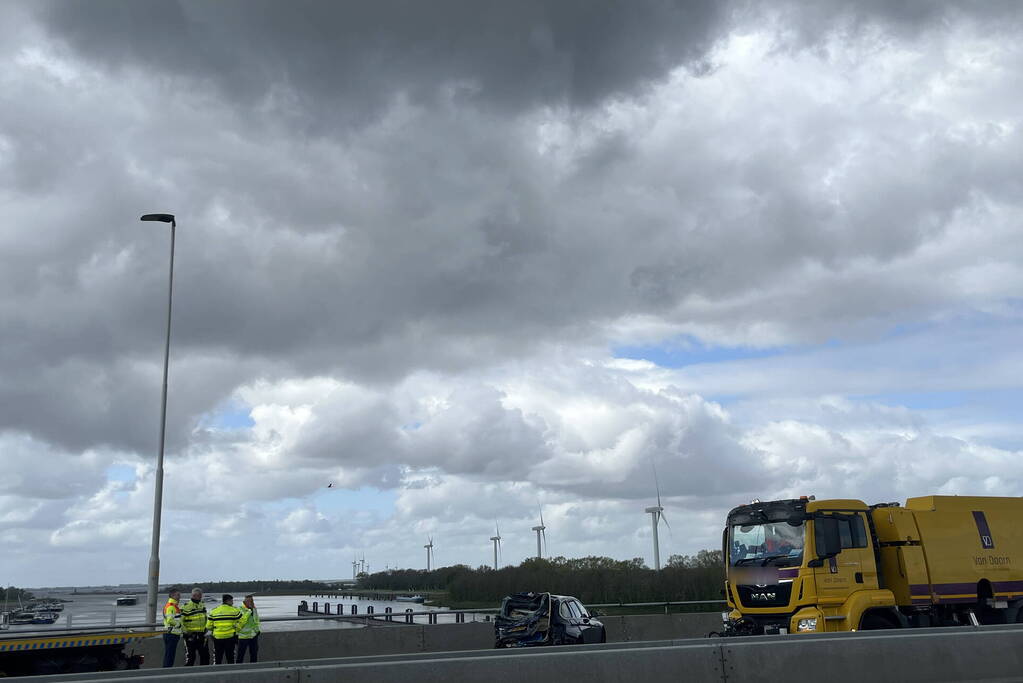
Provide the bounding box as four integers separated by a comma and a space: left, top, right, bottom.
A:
385, 607, 393, 622
312, 602, 318, 613
405, 609, 414, 624
325, 603, 331, 615
455, 612, 465, 623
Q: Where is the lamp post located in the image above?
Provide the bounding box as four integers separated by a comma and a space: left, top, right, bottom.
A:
140, 213, 176, 625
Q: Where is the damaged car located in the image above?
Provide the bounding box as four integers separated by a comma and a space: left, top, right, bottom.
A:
494, 592, 606, 647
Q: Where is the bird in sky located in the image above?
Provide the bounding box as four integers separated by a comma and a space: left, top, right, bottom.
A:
327, 483, 334, 488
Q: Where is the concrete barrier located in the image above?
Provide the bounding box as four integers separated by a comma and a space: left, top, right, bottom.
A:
135, 612, 714, 667
721, 626, 1023, 682
600, 612, 721, 641
135, 622, 493, 667
31, 625, 1023, 682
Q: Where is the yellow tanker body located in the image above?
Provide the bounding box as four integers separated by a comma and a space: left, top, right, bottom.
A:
720, 495, 1023, 636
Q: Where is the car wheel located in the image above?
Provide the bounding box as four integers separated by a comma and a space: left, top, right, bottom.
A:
599, 628, 606, 644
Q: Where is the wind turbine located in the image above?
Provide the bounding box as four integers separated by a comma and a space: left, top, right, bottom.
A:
644, 463, 671, 570
424, 536, 434, 571
531, 506, 547, 559
490, 523, 502, 570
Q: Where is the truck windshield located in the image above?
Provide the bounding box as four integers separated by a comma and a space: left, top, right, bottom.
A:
729, 521, 805, 567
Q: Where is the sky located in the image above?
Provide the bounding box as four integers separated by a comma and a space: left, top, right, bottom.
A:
2, 0, 1022, 587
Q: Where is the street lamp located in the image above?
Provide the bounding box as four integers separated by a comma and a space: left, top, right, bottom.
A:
140, 213, 176, 625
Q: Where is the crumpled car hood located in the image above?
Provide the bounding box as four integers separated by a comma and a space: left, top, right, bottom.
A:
494, 592, 552, 647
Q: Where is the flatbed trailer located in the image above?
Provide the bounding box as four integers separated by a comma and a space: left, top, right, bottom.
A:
0, 628, 158, 677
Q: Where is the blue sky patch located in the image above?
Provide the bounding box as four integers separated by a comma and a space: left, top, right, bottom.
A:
200, 402, 256, 430
105, 464, 136, 483
613, 336, 792, 368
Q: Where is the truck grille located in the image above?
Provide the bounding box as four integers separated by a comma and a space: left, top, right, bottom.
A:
736, 583, 792, 608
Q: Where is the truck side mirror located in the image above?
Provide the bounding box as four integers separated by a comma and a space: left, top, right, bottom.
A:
814, 517, 842, 558
787, 512, 805, 527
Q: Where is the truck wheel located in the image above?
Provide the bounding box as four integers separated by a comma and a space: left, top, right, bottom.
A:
860, 613, 896, 630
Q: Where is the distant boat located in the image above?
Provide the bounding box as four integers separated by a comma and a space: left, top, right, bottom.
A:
31, 611, 59, 625
115, 596, 137, 606
395, 595, 426, 603
10, 611, 36, 624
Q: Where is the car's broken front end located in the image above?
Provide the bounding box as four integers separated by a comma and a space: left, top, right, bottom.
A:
494, 592, 552, 648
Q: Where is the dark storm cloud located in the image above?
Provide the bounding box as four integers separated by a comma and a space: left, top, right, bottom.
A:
37, 0, 726, 123
3, 0, 1022, 469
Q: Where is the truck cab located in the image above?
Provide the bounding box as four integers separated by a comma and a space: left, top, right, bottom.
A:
722, 497, 895, 635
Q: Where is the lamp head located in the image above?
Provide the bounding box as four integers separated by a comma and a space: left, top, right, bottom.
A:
140, 213, 176, 226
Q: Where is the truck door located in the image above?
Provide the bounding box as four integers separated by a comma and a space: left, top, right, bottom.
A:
813, 512, 879, 606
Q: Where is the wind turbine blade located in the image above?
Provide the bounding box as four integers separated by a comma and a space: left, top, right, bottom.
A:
542, 528, 547, 555
539, 504, 544, 527
659, 510, 674, 547
653, 460, 662, 508
659, 511, 671, 531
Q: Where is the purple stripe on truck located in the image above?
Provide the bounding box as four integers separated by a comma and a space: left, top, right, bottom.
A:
993, 580, 1023, 592
932, 583, 979, 595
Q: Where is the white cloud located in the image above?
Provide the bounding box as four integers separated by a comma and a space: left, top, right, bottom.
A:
2, 2, 1022, 585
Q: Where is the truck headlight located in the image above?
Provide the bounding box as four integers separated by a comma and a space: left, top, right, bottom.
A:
796, 618, 818, 632
721, 611, 731, 624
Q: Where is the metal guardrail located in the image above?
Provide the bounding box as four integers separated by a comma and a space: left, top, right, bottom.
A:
0, 600, 727, 638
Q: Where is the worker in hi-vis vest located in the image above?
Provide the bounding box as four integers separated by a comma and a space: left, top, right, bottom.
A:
207, 594, 244, 664
237, 594, 262, 663
180, 587, 210, 666
161, 587, 183, 667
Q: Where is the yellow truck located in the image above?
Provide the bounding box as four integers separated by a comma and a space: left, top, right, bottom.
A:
720, 495, 1023, 635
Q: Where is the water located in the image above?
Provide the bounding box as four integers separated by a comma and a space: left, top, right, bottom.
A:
1, 591, 478, 633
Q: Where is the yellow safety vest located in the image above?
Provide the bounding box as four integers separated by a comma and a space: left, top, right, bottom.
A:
238, 606, 260, 639
180, 599, 207, 633
208, 603, 243, 639
163, 597, 182, 635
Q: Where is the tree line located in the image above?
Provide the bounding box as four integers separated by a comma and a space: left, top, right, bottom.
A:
359, 550, 724, 605
1, 586, 34, 606
177, 579, 334, 594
